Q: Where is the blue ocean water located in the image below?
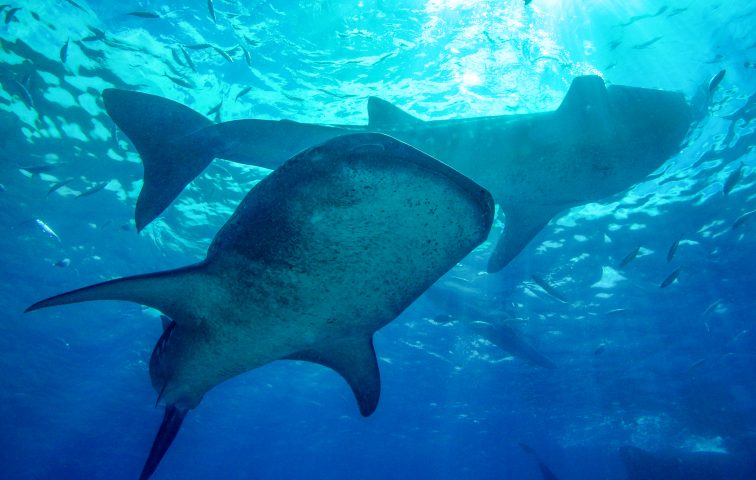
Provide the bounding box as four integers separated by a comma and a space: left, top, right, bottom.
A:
1, 1, 755, 479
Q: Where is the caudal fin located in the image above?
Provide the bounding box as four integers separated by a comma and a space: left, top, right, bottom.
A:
102, 89, 215, 231
139, 405, 188, 480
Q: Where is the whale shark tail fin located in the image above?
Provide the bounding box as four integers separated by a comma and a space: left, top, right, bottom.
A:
139, 405, 187, 480
103, 89, 215, 231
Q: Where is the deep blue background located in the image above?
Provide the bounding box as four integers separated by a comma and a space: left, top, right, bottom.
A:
1, 1, 754, 479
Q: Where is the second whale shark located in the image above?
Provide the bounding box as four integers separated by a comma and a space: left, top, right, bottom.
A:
104, 75, 691, 272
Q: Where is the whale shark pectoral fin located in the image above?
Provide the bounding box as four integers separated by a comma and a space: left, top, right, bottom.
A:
367, 97, 423, 129
139, 405, 187, 480
286, 335, 380, 417
102, 89, 216, 231
25, 264, 207, 329
487, 204, 563, 273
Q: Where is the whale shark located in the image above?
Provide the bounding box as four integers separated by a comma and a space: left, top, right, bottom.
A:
619, 445, 756, 480
426, 280, 556, 368
435, 312, 556, 369
519, 442, 560, 480
103, 75, 691, 272
25, 133, 494, 479
468, 319, 557, 369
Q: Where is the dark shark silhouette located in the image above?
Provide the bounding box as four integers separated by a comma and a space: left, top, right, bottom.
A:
26, 133, 494, 479
429, 287, 556, 369
619, 445, 756, 480
469, 320, 557, 369
102, 75, 691, 272
519, 442, 560, 480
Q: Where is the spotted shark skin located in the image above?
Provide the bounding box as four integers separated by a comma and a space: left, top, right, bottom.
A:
26, 133, 494, 479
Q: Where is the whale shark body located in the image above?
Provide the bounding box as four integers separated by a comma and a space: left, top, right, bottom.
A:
434, 309, 556, 369
468, 319, 557, 369
103, 75, 691, 272
619, 445, 756, 480
26, 133, 494, 479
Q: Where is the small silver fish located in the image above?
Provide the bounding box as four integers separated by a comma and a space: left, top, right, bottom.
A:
11, 78, 33, 107
659, 267, 681, 288
723, 163, 742, 196
65, 0, 86, 11
632, 36, 663, 50
60, 38, 69, 63
183, 43, 213, 50
54, 258, 71, 267
708, 69, 726, 95
531, 275, 568, 304
619, 246, 641, 268
235, 86, 251, 101
171, 47, 186, 67
82, 26, 105, 42
213, 46, 233, 62
432, 314, 456, 324
35, 218, 61, 242
207, 0, 216, 23
702, 299, 721, 316
685, 358, 707, 373
732, 209, 756, 230
179, 45, 196, 72
76, 181, 109, 198
666, 239, 680, 262
224, 45, 241, 56
4, 6, 20, 23
20, 164, 56, 175
207, 100, 223, 116
127, 11, 160, 19
46, 178, 74, 196
164, 73, 194, 89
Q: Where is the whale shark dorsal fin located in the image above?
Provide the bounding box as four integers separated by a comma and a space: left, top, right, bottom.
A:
487, 204, 563, 273
368, 97, 423, 129
556, 75, 609, 116
286, 335, 380, 417
556, 75, 612, 139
